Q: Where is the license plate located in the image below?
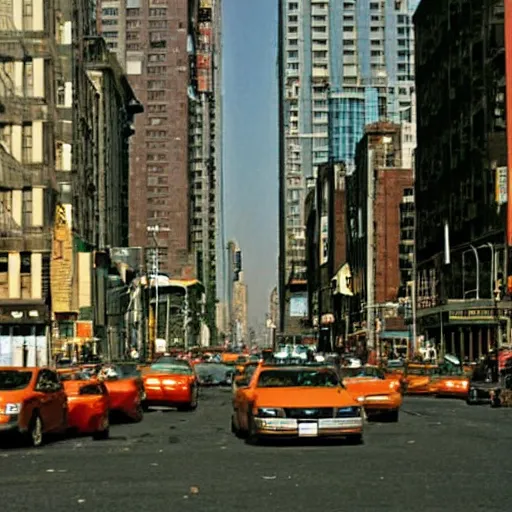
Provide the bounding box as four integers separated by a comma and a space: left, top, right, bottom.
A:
298, 422, 318, 437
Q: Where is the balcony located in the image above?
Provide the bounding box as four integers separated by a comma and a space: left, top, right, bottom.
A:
0, 32, 55, 60
0, 227, 52, 252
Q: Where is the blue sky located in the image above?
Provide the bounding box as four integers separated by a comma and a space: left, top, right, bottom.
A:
222, 0, 278, 325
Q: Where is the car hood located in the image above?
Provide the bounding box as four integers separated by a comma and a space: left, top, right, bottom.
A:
253, 387, 357, 408
0, 390, 29, 403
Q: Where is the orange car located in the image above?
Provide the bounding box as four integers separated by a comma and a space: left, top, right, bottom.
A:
231, 363, 364, 444
340, 366, 402, 422
404, 364, 437, 394
59, 371, 110, 439
0, 367, 68, 447
233, 361, 260, 394
142, 356, 198, 411
428, 368, 469, 398
95, 364, 144, 422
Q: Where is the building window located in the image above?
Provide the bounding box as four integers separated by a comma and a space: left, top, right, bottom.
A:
58, 322, 74, 338
102, 8, 119, 16
23, 0, 33, 31
149, 53, 166, 62
148, 65, 167, 75
126, 43, 140, 50
148, 80, 166, 89
127, 20, 140, 28
149, 8, 167, 17
24, 60, 33, 97
148, 104, 166, 113
1, 125, 12, 153
103, 31, 118, 39
127, 8, 140, 17
149, 20, 167, 29
102, 19, 118, 26
22, 124, 32, 163
20, 252, 31, 299
22, 189, 32, 227
148, 91, 165, 100
107, 42, 119, 49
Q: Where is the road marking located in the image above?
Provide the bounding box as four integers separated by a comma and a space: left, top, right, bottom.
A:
401, 409, 423, 417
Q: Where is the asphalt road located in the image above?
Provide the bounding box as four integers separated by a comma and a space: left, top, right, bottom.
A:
1, 390, 512, 512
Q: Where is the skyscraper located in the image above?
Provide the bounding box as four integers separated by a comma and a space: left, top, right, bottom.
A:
278, 0, 419, 332
96, 0, 223, 339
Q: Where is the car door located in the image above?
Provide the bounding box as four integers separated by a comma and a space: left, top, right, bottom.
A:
46, 370, 68, 430
34, 370, 57, 431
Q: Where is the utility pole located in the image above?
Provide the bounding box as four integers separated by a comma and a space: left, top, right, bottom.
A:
147, 225, 171, 346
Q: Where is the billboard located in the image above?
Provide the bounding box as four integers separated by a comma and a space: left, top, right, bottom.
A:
319, 216, 328, 265
197, 70, 212, 92
200, 0, 212, 7
290, 293, 308, 317
198, 23, 212, 50
50, 204, 74, 313
197, 53, 211, 70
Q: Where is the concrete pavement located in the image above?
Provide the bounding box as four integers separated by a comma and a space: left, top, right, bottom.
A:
0, 390, 511, 512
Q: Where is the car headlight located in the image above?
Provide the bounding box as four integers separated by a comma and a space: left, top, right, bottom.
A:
256, 407, 286, 418
356, 396, 365, 403
145, 378, 160, 385
336, 406, 361, 417
0, 403, 21, 415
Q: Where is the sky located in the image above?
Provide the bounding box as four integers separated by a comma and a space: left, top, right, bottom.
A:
222, 0, 278, 326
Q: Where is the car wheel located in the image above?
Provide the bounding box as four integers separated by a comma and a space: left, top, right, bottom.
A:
132, 404, 144, 422
466, 388, 478, 405
29, 413, 44, 448
245, 414, 259, 445
386, 409, 399, 422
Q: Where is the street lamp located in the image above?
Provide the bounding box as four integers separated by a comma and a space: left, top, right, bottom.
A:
147, 225, 170, 344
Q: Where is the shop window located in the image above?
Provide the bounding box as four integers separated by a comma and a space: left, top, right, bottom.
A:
58, 321, 74, 338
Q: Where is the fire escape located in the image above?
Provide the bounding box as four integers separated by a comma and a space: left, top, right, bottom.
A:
0, 3, 56, 253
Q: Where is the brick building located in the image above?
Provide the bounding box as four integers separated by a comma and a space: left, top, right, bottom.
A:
414, 0, 509, 359
305, 162, 352, 351
347, 123, 412, 354
96, 0, 223, 340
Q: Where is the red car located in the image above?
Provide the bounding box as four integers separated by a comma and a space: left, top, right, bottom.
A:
95, 364, 144, 422
59, 371, 110, 440
142, 357, 198, 412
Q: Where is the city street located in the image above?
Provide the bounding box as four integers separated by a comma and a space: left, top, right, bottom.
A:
0, 390, 511, 512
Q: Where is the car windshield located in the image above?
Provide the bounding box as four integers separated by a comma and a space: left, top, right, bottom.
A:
433, 365, 464, 377
195, 363, 230, 378
256, 369, 339, 388
407, 367, 435, 376
59, 372, 91, 381
113, 364, 140, 378
149, 362, 193, 375
339, 367, 385, 379
0, 370, 33, 390
244, 364, 258, 379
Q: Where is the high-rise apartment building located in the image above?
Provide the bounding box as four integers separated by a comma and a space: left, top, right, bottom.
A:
278, 0, 419, 332
414, 0, 510, 357
96, 0, 222, 339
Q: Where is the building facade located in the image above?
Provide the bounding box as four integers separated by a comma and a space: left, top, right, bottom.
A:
305, 161, 352, 351
347, 122, 412, 354
278, 0, 420, 333
0, 0, 58, 365
96, 0, 222, 340
50, 0, 142, 361
414, 0, 510, 359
